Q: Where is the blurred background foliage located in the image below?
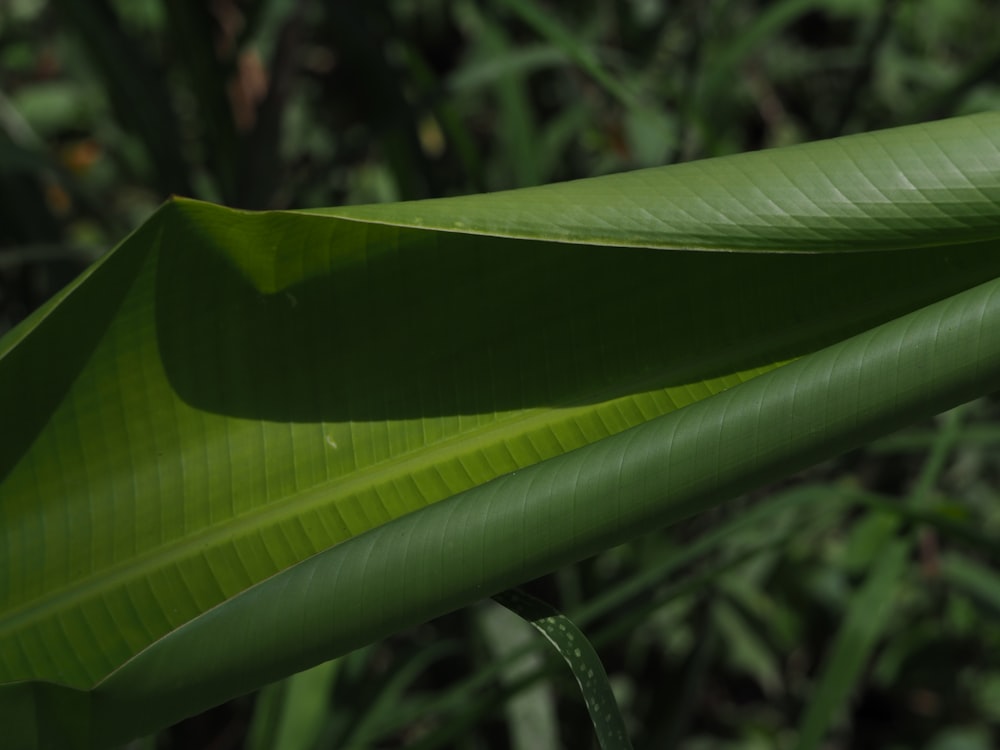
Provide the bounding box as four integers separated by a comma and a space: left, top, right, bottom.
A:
3, 0, 1000, 748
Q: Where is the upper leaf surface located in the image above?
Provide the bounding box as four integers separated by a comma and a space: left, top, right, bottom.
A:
1, 114, 1000, 695
315, 113, 1000, 252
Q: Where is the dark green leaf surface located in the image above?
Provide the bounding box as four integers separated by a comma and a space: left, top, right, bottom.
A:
2, 114, 1000, 747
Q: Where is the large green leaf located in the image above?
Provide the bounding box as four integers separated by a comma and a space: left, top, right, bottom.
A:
2, 113, 1000, 748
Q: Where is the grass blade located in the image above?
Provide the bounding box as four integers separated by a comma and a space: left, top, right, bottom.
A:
494, 588, 633, 750
245, 660, 339, 750
478, 602, 561, 750
793, 531, 909, 750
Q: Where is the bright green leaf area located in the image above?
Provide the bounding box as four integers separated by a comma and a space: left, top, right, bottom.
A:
2, 113, 1000, 748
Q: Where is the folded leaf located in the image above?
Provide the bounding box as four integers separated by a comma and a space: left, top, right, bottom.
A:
2, 113, 1000, 748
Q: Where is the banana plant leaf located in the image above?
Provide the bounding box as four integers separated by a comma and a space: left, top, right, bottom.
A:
3, 113, 1000, 749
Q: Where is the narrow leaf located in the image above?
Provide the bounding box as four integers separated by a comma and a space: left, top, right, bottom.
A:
495, 589, 632, 750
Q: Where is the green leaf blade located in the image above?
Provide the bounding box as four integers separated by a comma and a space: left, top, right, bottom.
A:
318, 112, 1000, 252
3, 114, 1000, 745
